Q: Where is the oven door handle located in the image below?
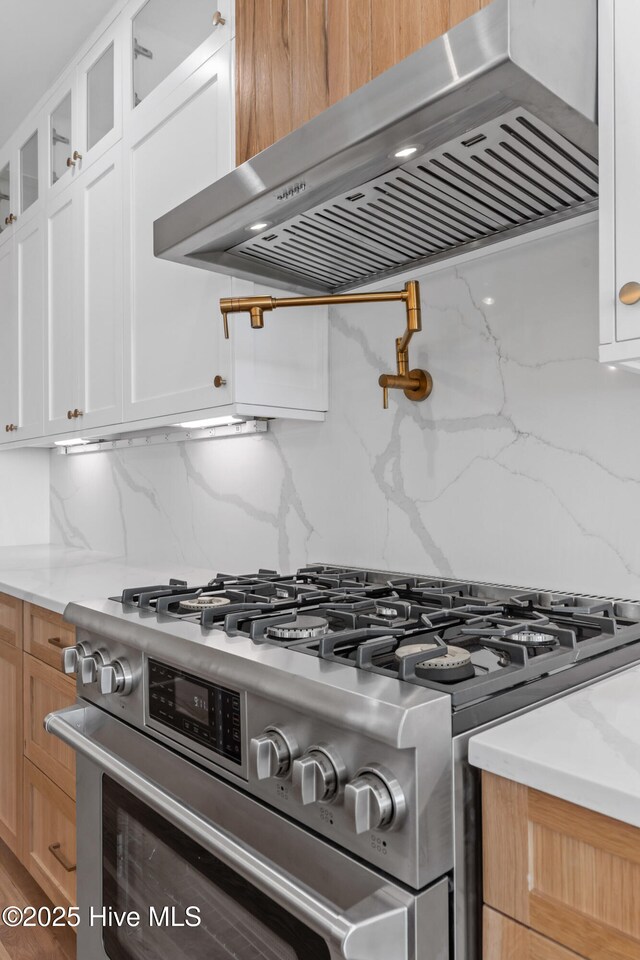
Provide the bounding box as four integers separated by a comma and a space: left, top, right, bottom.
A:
46, 706, 409, 960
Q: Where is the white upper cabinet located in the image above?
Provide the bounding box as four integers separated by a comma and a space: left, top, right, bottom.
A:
0, 149, 13, 244
47, 21, 122, 199
124, 0, 234, 114
1, 0, 327, 447
0, 241, 18, 436
600, 0, 640, 370
0, 215, 44, 443
123, 43, 233, 422
45, 145, 123, 435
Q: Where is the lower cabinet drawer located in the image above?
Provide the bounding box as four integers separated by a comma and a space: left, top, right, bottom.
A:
24, 653, 76, 799
484, 908, 587, 960
23, 602, 75, 673
23, 759, 76, 911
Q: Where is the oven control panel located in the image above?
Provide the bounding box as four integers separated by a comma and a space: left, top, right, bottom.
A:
148, 659, 242, 765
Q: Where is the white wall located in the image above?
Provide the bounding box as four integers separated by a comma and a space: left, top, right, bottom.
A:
0, 449, 49, 544
49, 219, 640, 598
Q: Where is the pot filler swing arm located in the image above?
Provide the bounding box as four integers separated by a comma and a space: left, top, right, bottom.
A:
219, 280, 433, 408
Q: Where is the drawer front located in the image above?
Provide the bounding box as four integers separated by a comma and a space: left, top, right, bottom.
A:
23, 759, 76, 911
24, 602, 75, 672
24, 654, 76, 799
0, 592, 23, 648
484, 908, 587, 960
483, 773, 640, 960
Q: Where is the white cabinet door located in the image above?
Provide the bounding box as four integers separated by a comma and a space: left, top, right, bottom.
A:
15, 217, 44, 439
76, 22, 123, 177
76, 147, 123, 429
123, 45, 233, 422
0, 241, 18, 439
46, 189, 81, 434
600, 0, 640, 366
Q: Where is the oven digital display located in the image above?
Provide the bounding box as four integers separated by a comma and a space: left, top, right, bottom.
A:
147, 660, 242, 764
175, 678, 209, 723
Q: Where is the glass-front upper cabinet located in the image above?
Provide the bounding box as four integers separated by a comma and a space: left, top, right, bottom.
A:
77, 26, 122, 168
20, 131, 39, 213
0, 160, 12, 238
49, 88, 74, 190
48, 23, 122, 196
131, 0, 231, 107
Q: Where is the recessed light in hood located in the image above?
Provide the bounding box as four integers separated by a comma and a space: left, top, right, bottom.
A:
154, 0, 597, 295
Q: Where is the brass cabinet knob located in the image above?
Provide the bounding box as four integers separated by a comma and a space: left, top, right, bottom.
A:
5, 424, 17, 432
5, 213, 16, 225
67, 409, 73, 419
619, 281, 640, 306
66, 156, 75, 167
212, 10, 226, 25
73, 150, 82, 161
213, 375, 227, 388
66, 409, 82, 419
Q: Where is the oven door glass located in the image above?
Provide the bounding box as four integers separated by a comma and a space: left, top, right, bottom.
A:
103, 776, 330, 960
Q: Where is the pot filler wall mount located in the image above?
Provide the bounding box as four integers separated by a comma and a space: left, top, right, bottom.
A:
220, 279, 433, 408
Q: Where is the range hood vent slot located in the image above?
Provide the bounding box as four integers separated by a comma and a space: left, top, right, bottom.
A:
230, 110, 597, 291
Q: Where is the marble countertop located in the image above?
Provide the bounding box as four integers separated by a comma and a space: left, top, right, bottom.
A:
0, 545, 216, 615
469, 665, 640, 828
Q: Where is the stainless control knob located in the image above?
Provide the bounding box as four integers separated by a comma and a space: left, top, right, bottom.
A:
62, 641, 90, 675
98, 658, 133, 696
344, 765, 406, 834
80, 656, 98, 684
79, 650, 107, 686
250, 726, 298, 780
292, 745, 345, 805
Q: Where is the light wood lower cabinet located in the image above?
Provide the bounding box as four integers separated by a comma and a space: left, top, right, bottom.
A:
23, 601, 76, 673
23, 759, 77, 911
484, 908, 586, 960
0, 594, 77, 911
0, 635, 22, 856
482, 772, 640, 960
23, 654, 76, 800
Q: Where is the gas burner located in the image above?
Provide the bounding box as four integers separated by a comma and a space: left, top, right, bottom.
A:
179, 596, 232, 612
265, 615, 330, 640
395, 642, 475, 682
508, 630, 557, 648
375, 603, 401, 619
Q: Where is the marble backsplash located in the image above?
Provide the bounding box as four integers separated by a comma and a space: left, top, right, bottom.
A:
50, 218, 640, 599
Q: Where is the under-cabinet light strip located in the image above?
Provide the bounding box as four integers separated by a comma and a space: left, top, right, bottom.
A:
56, 419, 268, 454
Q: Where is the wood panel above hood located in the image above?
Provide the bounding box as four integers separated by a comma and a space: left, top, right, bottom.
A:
236, 0, 493, 165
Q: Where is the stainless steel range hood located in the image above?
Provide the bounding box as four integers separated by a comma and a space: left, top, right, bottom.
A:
154, 0, 598, 295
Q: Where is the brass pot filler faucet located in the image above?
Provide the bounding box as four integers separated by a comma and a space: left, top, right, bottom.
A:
220, 280, 433, 409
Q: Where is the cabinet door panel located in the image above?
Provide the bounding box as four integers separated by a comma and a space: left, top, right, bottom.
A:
23, 654, 76, 799
0, 637, 22, 856
23, 759, 76, 910
483, 773, 640, 960
46, 192, 80, 433
125, 50, 232, 421
78, 149, 123, 428
16, 217, 45, 439
0, 241, 18, 437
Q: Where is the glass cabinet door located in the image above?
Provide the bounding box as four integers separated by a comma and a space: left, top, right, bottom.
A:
20, 132, 38, 213
50, 92, 72, 186
0, 163, 10, 234
132, 0, 223, 106
87, 43, 115, 150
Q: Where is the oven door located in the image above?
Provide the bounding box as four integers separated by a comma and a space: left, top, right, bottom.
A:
47, 704, 449, 960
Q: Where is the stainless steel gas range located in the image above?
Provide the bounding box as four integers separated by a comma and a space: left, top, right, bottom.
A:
46, 566, 640, 960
